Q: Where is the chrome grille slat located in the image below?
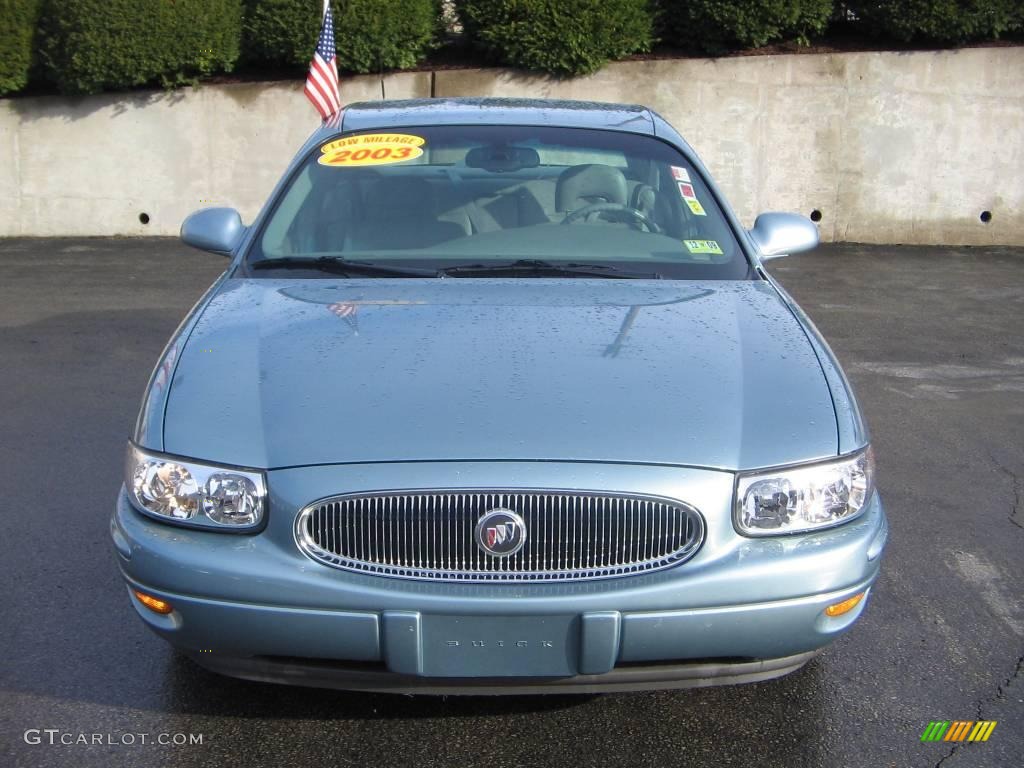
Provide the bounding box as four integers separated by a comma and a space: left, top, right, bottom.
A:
295, 490, 704, 582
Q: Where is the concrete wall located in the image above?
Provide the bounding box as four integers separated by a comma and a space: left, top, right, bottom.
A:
1, 47, 1021, 244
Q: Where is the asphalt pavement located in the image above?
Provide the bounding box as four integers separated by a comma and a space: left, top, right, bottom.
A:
0, 239, 1021, 768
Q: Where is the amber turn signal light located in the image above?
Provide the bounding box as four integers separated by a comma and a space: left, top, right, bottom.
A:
133, 589, 173, 615
825, 592, 865, 618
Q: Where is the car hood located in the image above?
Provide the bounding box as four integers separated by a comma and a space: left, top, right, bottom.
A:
162, 278, 837, 471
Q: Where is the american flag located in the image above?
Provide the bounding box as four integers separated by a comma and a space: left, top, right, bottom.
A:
304, 1, 342, 123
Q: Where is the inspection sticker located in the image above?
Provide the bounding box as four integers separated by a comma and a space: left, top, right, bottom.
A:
684, 239, 723, 255
670, 166, 691, 183
677, 181, 706, 216
319, 133, 425, 167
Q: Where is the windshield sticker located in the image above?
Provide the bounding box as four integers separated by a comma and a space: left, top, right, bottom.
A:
319, 133, 425, 167
677, 181, 707, 216
684, 239, 723, 255
670, 166, 691, 183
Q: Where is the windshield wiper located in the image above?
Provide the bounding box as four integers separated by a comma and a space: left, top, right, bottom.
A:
440, 259, 661, 279
250, 256, 439, 278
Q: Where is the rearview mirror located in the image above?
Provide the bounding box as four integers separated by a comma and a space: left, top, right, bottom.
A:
465, 145, 540, 173
748, 212, 819, 260
180, 208, 245, 256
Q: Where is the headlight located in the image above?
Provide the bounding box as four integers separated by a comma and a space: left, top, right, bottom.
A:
125, 444, 266, 531
735, 447, 875, 536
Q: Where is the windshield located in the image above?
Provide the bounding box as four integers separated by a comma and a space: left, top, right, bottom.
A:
247, 125, 751, 279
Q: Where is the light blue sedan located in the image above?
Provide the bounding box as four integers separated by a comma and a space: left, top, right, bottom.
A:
112, 98, 887, 693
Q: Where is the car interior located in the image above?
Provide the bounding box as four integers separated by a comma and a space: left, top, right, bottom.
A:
271, 157, 709, 258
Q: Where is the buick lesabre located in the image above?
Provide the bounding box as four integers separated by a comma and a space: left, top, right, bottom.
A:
111, 98, 888, 693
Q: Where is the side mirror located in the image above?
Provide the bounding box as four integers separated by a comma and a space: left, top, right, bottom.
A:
748, 212, 819, 260
180, 208, 245, 256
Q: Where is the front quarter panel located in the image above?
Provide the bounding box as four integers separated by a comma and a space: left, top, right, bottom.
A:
765, 274, 870, 453
133, 271, 230, 451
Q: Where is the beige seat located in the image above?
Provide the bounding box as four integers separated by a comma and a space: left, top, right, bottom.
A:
555, 164, 629, 216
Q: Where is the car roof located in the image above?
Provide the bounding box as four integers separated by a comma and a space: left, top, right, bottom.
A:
317, 97, 656, 142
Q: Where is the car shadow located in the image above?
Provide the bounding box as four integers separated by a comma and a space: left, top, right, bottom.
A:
157, 649, 831, 721
161, 651, 600, 718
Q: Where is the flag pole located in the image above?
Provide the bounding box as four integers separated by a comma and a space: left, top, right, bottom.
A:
304, 0, 342, 124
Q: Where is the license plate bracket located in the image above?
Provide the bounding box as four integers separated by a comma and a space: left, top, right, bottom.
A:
419, 614, 578, 678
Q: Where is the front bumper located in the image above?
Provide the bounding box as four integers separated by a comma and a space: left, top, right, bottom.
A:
112, 460, 888, 693
180, 648, 823, 695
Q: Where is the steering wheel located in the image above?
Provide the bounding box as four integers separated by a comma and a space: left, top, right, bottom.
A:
562, 202, 660, 233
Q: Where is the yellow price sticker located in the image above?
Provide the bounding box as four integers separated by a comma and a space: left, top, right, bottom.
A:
319, 133, 425, 167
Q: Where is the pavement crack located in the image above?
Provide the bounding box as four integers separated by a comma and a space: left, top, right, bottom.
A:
933, 655, 1022, 767
934, 742, 959, 767
988, 655, 1023, 708
988, 451, 1024, 530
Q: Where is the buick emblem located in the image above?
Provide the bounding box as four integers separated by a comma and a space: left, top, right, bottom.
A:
475, 508, 526, 557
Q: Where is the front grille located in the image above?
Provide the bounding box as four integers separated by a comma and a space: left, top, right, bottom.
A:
294, 490, 704, 582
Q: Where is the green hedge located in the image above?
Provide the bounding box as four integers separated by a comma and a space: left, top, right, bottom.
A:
5, 0, 1020, 98
38, 0, 243, 95
458, 0, 654, 76
841, 1, 1023, 43
337, 0, 440, 72
0, 0, 40, 95
658, 0, 834, 53
242, 0, 317, 69
244, 0, 440, 73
